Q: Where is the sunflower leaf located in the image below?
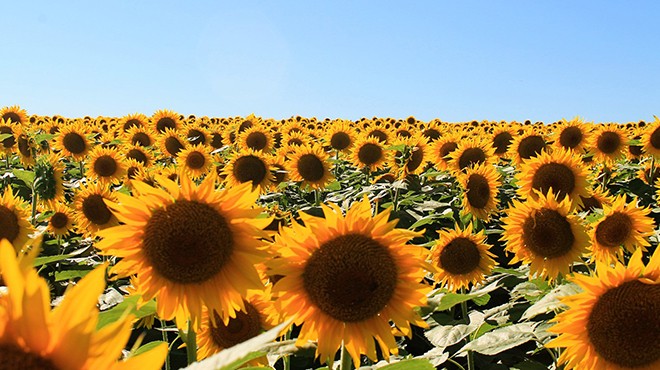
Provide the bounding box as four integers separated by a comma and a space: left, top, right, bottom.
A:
376, 358, 435, 370
96, 295, 157, 329
456, 322, 536, 356
12, 169, 35, 187
521, 282, 580, 320
425, 311, 484, 348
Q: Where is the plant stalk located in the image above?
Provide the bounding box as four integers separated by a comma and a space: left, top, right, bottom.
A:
339, 342, 353, 370
160, 320, 171, 370
460, 288, 475, 370
186, 320, 196, 365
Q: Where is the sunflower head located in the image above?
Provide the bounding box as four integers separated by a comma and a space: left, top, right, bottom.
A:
351, 134, 391, 172
553, 117, 591, 153
287, 144, 334, 190
120, 112, 149, 132
54, 123, 91, 159
589, 123, 627, 165
0, 187, 34, 252
72, 182, 118, 238
158, 127, 187, 158
177, 144, 212, 180
124, 125, 155, 147
449, 138, 494, 173
324, 119, 356, 153
642, 116, 660, 158
509, 129, 548, 164
431, 133, 461, 171
33, 153, 65, 207
238, 125, 273, 153
46, 201, 77, 237
0, 105, 28, 126
152, 109, 181, 133
459, 162, 501, 221
86, 146, 127, 184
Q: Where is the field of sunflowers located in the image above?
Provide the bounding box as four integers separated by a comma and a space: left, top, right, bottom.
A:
0, 104, 658, 370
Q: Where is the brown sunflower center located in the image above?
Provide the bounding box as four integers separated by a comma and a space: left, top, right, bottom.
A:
578, 195, 602, 213
143, 200, 234, 284
156, 117, 176, 133
187, 129, 206, 145
245, 132, 268, 151
530, 163, 576, 200
439, 237, 481, 275
559, 126, 583, 149
0, 344, 60, 370
93, 155, 118, 177
587, 280, 660, 368
209, 303, 262, 349
517, 135, 546, 160
185, 152, 206, 170
597, 131, 621, 154
466, 173, 490, 209
1, 112, 22, 124
123, 119, 142, 131
423, 128, 441, 141
50, 212, 69, 229
650, 127, 660, 150
357, 143, 383, 166
407, 147, 424, 172
164, 137, 184, 156
17, 136, 30, 157
0, 205, 20, 242
131, 132, 151, 147
127, 149, 148, 164
368, 130, 388, 143
458, 148, 486, 170
210, 133, 223, 149
595, 212, 632, 248
330, 132, 351, 150
297, 154, 325, 182
522, 208, 575, 258
62, 132, 86, 154
271, 164, 287, 185
82, 194, 113, 226
288, 138, 303, 146
302, 233, 398, 322
233, 156, 267, 186
439, 142, 458, 159
493, 132, 513, 154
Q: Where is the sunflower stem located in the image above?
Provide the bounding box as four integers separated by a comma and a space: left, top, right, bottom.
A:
446, 357, 467, 370
160, 320, 171, 370
186, 320, 197, 365
31, 189, 38, 225
79, 161, 85, 179
339, 342, 353, 370
460, 288, 475, 370
283, 329, 291, 370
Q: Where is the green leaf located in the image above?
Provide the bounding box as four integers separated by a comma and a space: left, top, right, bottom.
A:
132, 340, 167, 357
521, 282, 580, 320
97, 295, 157, 329
378, 358, 435, 370
425, 311, 484, 348
182, 320, 291, 370
33, 253, 75, 267
54, 269, 92, 282
0, 133, 12, 141
457, 322, 536, 356
428, 279, 501, 311
34, 133, 55, 143
12, 169, 35, 187
472, 293, 491, 306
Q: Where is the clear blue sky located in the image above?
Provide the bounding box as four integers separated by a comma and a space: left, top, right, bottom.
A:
2, 1, 659, 123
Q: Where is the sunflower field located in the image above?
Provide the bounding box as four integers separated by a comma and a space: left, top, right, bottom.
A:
0, 104, 658, 370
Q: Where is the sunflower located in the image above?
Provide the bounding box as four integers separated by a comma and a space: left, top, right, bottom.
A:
124, 125, 155, 147
642, 116, 660, 158
516, 148, 590, 208
53, 123, 90, 160
197, 287, 280, 360
152, 109, 181, 133
364, 125, 391, 144
589, 195, 654, 265
282, 131, 307, 149
119, 112, 149, 132
184, 122, 209, 146
459, 163, 501, 221
237, 125, 273, 153
124, 144, 153, 167
589, 124, 626, 165
637, 159, 660, 185
0, 119, 18, 154
502, 190, 589, 279
430, 133, 461, 171
176, 144, 212, 180
577, 185, 613, 214
553, 117, 591, 153
350, 135, 390, 172
157, 128, 186, 158
420, 120, 444, 141
268, 198, 432, 365
0, 105, 28, 126
431, 223, 496, 292
33, 153, 66, 207
15, 128, 36, 167
86, 146, 127, 185
490, 125, 515, 158
287, 144, 333, 190
268, 155, 289, 190
0, 188, 34, 252
546, 247, 660, 370
72, 182, 118, 238
509, 129, 548, 164
0, 240, 168, 370
324, 119, 356, 153
393, 135, 430, 175
46, 201, 77, 238
449, 138, 494, 172
95, 176, 271, 328
223, 149, 273, 193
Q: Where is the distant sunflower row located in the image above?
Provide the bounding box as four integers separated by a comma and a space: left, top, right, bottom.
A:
1, 104, 659, 370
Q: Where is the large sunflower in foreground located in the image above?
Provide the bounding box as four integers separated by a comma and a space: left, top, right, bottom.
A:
516, 148, 590, 209
96, 175, 271, 328
431, 223, 496, 291
502, 190, 589, 279
0, 240, 167, 370
458, 162, 501, 221
589, 195, 654, 265
268, 198, 432, 365
546, 247, 660, 370
0, 188, 33, 252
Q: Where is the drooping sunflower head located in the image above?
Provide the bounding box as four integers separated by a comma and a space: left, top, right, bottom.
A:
14, 126, 36, 167
72, 182, 118, 238
223, 149, 273, 193
86, 146, 127, 185
431, 223, 496, 292
286, 144, 333, 190
516, 147, 591, 209
119, 112, 149, 132
547, 247, 660, 370
324, 119, 357, 153
53, 122, 91, 159
459, 162, 501, 221
588, 123, 627, 165
449, 138, 495, 173
237, 125, 273, 153
589, 195, 655, 265
502, 190, 589, 279
158, 127, 187, 158
33, 153, 65, 207
96, 175, 271, 328
553, 117, 591, 153
509, 129, 549, 164
0, 187, 34, 252
268, 197, 432, 365
351, 134, 391, 172
152, 109, 182, 133
176, 144, 213, 180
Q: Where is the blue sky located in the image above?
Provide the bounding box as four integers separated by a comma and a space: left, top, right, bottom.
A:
2, 1, 659, 123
